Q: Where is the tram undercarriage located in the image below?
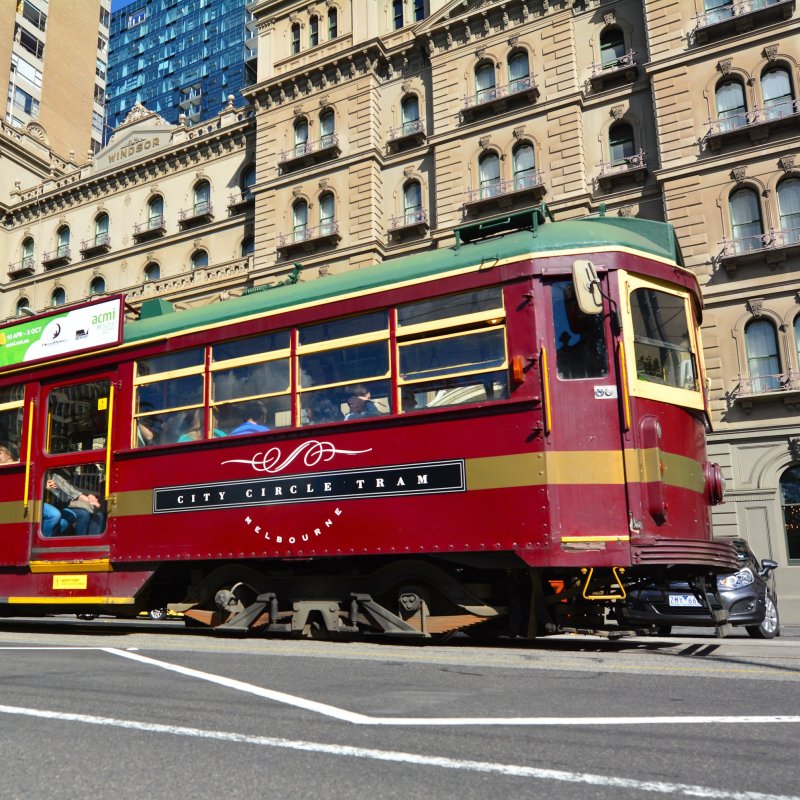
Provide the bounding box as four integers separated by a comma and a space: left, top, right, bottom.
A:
141, 557, 734, 640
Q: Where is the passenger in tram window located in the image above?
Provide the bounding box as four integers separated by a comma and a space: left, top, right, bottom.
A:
44, 473, 105, 536
177, 409, 225, 441
343, 385, 382, 419
42, 502, 69, 537
0, 445, 17, 464
137, 417, 161, 447
230, 401, 270, 435
303, 393, 344, 425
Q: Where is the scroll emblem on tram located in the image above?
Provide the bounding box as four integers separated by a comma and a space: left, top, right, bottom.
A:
220, 440, 373, 473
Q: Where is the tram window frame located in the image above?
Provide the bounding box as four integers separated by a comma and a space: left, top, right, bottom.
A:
0, 385, 25, 464
397, 287, 509, 412
40, 463, 108, 539
621, 272, 704, 411
297, 311, 392, 423
211, 331, 292, 434
45, 379, 111, 455
133, 347, 205, 447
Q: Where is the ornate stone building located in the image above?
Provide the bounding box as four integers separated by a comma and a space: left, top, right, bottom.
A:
1, 0, 799, 621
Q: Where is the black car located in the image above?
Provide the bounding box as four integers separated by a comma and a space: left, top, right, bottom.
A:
617, 537, 780, 638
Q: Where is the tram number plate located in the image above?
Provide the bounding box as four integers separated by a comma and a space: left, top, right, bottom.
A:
668, 594, 702, 608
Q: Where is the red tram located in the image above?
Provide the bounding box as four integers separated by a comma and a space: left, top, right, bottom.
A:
0, 207, 735, 639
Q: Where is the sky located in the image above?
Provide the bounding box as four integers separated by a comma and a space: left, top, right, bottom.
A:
110, 0, 137, 11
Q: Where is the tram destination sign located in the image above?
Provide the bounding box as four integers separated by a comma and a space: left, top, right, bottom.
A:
153, 459, 466, 513
0, 296, 123, 371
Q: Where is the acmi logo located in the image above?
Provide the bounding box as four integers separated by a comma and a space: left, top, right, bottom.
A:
92, 310, 116, 325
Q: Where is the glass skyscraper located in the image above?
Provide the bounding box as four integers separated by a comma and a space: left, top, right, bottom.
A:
105, 0, 255, 140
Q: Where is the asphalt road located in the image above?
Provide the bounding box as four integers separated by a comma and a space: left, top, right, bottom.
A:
0, 618, 798, 800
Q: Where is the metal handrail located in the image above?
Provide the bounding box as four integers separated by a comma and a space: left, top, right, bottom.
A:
736, 371, 800, 396
598, 149, 647, 176
388, 119, 425, 141
694, 0, 788, 30
278, 220, 339, 248
279, 134, 340, 163
390, 209, 428, 229
719, 226, 800, 258
590, 50, 637, 78
705, 99, 800, 137
465, 172, 545, 203
462, 75, 537, 110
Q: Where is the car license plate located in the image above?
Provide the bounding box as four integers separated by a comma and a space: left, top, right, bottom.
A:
668, 594, 702, 608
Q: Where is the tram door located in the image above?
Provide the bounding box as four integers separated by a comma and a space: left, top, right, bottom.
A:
540, 275, 631, 552
29, 375, 115, 567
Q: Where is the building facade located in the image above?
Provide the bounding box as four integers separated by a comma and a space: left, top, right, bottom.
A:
2, 0, 799, 621
105, 0, 256, 138
0, 0, 110, 159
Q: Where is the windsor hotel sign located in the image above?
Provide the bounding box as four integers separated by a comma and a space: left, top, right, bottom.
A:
107, 135, 162, 164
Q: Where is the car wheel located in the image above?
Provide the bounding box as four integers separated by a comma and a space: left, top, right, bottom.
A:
148, 608, 167, 620
746, 593, 779, 639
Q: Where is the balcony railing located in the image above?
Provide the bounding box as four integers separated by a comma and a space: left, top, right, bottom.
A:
228, 190, 255, 211
732, 371, 800, 412
596, 150, 648, 190
389, 208, 429, 240
277, 221, 340, 255
589, 51, 638, 90
387, 119, 426, 150
703, 99, 800, 150
7, 256, 35, 279
717, 225, 800, 272
178, 201, 214, 227
460, 75, 539, 121
79, 234, 111, 257
278, 134, 340, 171
133, 215, 167, 241
464, 173, 546, 215
692, 0, 795, 44
41, 246, 72, 268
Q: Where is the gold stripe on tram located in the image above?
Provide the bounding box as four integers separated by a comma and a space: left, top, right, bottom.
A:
29, 560, 113, 574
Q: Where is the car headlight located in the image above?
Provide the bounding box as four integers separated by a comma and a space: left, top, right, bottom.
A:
717, 568, 754, 591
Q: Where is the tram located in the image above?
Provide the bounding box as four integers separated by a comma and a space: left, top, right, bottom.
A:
0, 206, 735, 639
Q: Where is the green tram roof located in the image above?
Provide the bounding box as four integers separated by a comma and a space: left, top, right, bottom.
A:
124, 213, 683, 345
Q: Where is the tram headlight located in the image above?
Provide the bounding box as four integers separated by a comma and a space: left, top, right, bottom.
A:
717, 567, 754, 591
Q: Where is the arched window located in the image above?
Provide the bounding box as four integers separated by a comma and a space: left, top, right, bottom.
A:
778, 178, 800, 244
56, 226, 70, 257
144, 262, 160, 282
94, 213, 109, 245
508, 51, 530, 93
193, 181, 210, 215
401, 95, 420, 134
319, 110, 335, 147
16, 297, 31, 316
309, 15, 319, 47
716, 80, 746, 132
319, 192, 335, 235
392, 0, 404, 29
89, 276, 106, 295
293, 199, 308, 241
327, 7, 338, 39
512, 143, 536, 190
241, 164, 256, 198
762, 66, 793, 120
190, 249, 208, 270
241, 236, 254, 256
780, 465, 800, 562
478, 151, 500, 199
745, 319, 780, 392
291, 22, 301, 54
599, 28, 626, 68
51, 287, 66, 307
403, 180, 423, 224
147, 195, 164, 231
475, 62, 496, 103
729, 188, 763, 253
294, 117, 309, 155
21, 236, 34, 267
609, 122, 635, 165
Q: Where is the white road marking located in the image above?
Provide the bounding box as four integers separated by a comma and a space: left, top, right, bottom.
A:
0, 703, 796, 800
102, 647, 800, 727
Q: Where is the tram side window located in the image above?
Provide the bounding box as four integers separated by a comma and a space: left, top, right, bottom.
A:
211, 331, 291, 434
41, 464, 107, 538
0, 385, 24, 463
134, 349, 204, 446
47, 381, 110, 454
630, 288, 698, 391
397, 287, 509, 411
551, 280, 607, 380
298, 312, 391, 423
